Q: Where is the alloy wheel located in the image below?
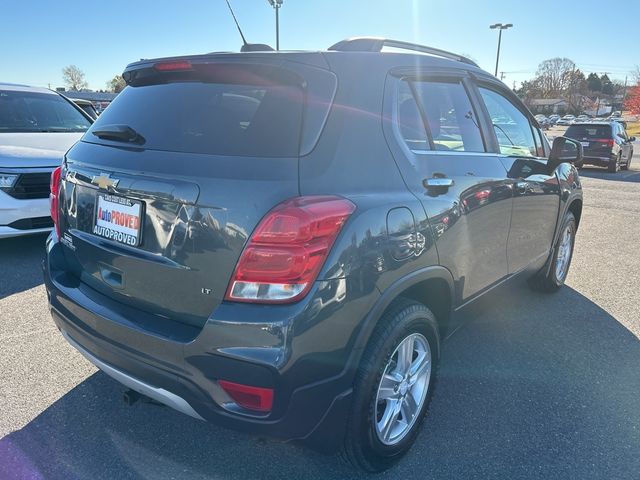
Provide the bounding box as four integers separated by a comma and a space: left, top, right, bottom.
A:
374, 333, 431, 446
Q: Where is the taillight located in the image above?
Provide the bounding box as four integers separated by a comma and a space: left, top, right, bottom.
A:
49, 166, 62, 237
593, 138, 615, 147
225, 196, 356, 304
153, 60, 192, 71
218, 380, 274, 413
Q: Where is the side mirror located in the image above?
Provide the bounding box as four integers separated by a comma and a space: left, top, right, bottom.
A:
548, 136, 583, 172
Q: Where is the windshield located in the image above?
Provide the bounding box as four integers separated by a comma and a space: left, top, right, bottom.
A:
0, 90, 91, 133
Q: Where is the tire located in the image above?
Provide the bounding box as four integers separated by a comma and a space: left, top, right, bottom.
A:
342, 299, 439, 472
622, 152, 631, 170
528, 211, 576, 293
608, 153, 621, 173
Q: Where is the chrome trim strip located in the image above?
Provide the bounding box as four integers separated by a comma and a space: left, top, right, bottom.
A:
61, 331, 204, 421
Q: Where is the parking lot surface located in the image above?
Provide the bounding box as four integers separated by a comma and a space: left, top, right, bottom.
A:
1, 146, 639, 479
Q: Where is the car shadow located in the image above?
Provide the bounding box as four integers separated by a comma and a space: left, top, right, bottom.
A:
578, 166, 640, 183
0, 234, 48, 299
1, 280, 639, 479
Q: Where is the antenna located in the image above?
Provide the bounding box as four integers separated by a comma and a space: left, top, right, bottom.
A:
224, 0, 274, 52
225, 0, 248, 47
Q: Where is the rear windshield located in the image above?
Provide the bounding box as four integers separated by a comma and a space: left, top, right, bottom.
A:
87, 75, 304, 157
565, 125, 611, 138
0, 90, 92, 133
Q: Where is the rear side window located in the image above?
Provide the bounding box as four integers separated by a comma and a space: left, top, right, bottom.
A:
88, 73, 304, 157
565, 125, 612, 139
398, 80, 485, 153
479, 87, 537, 157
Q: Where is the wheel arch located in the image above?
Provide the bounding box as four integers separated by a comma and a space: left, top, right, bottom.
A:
567, 198, 583, 227
352, 266, 455, 363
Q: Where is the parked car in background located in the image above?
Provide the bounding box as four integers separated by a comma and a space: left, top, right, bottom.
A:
548, 114, 561, 125
576, 114, 590, 122
69, 98, 99, 120
534, 114, 550, 130
611, 117, 628, 129
556, 114, 576, 126
0, 83, 92, 238
44, 38, 584, 472
564, 121, 634, 172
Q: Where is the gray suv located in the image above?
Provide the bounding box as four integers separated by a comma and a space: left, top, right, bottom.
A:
44, 38, 583, 472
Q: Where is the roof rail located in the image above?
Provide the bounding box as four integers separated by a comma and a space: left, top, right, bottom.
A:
328, 37, 479, 67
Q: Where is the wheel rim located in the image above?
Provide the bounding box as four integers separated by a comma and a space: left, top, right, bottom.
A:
555, 224, 573, 281
374, 333, 431, 446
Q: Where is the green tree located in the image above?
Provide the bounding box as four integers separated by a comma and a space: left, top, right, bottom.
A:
107, 75, 126, 93
62, 65, 88, 91
600, 74, 614, 95
586, 73, 602, 92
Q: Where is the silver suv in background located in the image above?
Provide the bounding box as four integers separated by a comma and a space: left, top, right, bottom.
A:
0, 83, 92, 238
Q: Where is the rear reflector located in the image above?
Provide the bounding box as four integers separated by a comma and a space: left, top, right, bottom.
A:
153, 60, 193, 72
49, 166, 62, 237
218, 380, 274, 413
225, 196, 356, 304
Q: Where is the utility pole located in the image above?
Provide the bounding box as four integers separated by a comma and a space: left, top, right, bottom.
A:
267, 0, 283, 51
490, 23, 513, 77
500, 71, 506, 81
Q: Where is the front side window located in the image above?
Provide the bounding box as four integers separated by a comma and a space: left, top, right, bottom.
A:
398, 79, 485, 153
479, 87, 537, 157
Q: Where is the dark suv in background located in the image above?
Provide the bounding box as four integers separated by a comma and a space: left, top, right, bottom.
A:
565, 121, 635, 172
44, 38, 583, 472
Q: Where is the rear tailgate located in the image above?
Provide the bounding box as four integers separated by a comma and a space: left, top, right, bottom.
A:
565, 124, 613, 157
57, 56, 336, 330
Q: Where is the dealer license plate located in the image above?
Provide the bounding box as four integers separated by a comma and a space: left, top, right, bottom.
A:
93, 194, 143, 247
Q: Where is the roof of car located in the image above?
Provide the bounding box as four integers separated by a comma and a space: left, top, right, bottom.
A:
0, 82, 56, 95
570, 122, 611, 126
125, 38, 489, 79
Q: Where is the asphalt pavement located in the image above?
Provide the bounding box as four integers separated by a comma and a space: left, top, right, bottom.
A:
1, 147, 639, 479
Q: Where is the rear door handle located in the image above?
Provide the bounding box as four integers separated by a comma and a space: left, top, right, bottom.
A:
424, 177, 454, 189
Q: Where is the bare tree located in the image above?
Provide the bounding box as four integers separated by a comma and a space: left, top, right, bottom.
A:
62, 65, 88, 91
535, 58, 577, 97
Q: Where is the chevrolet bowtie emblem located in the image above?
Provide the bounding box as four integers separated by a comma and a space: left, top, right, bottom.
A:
91, 174, 119, 190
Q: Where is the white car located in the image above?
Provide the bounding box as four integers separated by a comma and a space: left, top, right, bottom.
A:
0, 83, 91, 238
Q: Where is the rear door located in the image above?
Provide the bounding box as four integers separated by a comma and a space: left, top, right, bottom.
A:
615, 123, 633, 162
59, 58, 336, 329
387, 72, 513, 301
475, 83, 561, 274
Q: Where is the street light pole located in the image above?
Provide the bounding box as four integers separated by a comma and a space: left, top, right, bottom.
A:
490, 23, 513, 77
267, 0, 283, 51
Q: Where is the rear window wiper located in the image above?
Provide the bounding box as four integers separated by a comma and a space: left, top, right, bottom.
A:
91, 124, 145, 144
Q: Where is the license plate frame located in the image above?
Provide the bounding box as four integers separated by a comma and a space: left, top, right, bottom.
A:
580, 141, 590, 147
93, 193, 144, 247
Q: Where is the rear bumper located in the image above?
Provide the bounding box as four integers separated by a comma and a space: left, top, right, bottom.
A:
44, 232, 368, 445
581, 155, 614, 167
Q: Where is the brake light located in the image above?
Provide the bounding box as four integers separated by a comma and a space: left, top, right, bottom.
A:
49, 166, 62, 237
225, 196, 356, 303
593, 138, 615, 147
153, 60, 192, 71
218, 380, 274, 413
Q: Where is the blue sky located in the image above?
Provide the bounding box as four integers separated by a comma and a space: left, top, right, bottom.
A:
2, 0, 638, 90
